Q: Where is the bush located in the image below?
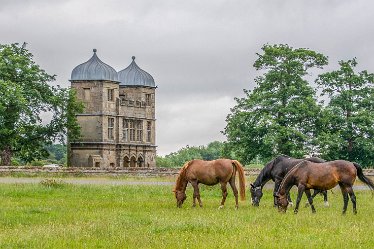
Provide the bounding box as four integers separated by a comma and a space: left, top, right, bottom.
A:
39, 178, 65, 188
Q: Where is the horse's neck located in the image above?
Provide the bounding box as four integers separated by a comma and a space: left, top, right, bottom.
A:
175, 176, 188, 191
254, 166, 271, 188
278, 173, 295, 196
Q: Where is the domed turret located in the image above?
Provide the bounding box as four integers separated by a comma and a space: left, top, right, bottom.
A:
71, 49, 118, 82
118, 56, 155, 87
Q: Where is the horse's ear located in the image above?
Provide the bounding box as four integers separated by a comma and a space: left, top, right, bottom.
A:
250, 184, 255, 188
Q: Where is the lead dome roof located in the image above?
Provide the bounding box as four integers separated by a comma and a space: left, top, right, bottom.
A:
71, 49, 118, 82
118, 56, 155, 87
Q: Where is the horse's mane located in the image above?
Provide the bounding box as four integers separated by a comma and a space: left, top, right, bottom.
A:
278, 160, 308, 194
174, 160, 193, 191
305, 157, 325, 163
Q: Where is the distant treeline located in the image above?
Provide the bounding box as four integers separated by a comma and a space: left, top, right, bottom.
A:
11, 144, 67, 166
156, 141, 224, 168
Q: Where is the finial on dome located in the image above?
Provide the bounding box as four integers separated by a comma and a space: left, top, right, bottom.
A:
132, 56, 135, 61
93, 49, 97, 53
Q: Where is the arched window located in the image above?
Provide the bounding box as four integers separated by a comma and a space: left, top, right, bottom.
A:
123, 156, 129, 167
137, 156, 144, 167
130, 156, 136, 167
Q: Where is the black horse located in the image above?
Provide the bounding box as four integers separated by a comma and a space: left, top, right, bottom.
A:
250, 155, 328, 207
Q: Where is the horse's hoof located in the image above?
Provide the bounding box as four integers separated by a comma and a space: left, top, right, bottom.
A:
218, 205, 224, 209
289, 202, 294, 207
324, 201, 330, 207
305, 202, 310, 208
235, 206, 238, 210
294, 210, 298, 214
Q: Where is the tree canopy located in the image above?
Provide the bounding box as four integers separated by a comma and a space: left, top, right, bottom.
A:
0, 43, 83, 166
316, 58, 374, 166
224, 44, 328, 163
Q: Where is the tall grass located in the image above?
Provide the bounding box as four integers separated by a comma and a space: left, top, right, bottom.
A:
0, 182, 373, 248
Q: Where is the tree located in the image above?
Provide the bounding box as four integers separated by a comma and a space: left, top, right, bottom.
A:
156, 141, 225, 167
316, 58, 374, 167
0, 43, 83, 165
224, 44, 328, 164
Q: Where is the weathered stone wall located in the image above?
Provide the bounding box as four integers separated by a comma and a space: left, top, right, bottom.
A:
69, 80, 156, 168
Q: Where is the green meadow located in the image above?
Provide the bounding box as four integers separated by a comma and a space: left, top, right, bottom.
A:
0, 179, 373, 248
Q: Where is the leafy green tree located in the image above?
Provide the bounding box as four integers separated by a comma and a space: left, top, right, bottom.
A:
224, 44, 328, 164
45, 144, 67, 161
316, 58, 374, 167
0, 43, 83, 165
200, 141, 224, 160
156, 141, 225, 167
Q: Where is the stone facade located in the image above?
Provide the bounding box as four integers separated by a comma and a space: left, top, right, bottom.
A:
68, 51, 157, 168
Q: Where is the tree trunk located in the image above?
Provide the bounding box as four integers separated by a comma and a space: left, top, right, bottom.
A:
346, 81, 353, 154
0, 146, 12, 166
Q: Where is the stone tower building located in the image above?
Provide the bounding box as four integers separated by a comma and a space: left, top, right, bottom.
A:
68, 49, 157, 168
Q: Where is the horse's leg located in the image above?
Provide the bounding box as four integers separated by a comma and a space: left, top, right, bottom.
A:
339, 183, 349, 215
322, 190, 329, 207
229, 177, 239, 209
273, 180, 281, 207
294, 185, 305, 214
190, 180, 202, 207
305, 189, 325, 207
347, 186, 357, 215
219, 182, 228, 209
306, 189, 320, 207
287, 192, 293, 207
305, 189, 316, 213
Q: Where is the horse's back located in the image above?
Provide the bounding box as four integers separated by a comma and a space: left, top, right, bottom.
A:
187, 159, 234, 185
271, 157, 303, 178
305, 160, 356, 174
301, 160, 357, 187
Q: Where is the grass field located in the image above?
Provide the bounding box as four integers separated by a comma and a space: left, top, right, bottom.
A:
0, 179, 373, 248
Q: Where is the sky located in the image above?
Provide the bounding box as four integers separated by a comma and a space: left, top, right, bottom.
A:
1, 0, 374, 156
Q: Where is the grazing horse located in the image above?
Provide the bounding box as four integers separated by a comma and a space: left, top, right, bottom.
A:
173, 159, 246, 209
250, 155, 328, 207
275, 160, 374, 214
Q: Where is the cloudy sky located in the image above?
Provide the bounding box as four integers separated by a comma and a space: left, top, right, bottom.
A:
1, 0, 373, 156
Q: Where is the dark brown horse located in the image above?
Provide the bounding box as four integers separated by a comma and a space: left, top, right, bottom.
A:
250, 155, 328, 207
275, 160, 374, 214
173, 159, 246, 209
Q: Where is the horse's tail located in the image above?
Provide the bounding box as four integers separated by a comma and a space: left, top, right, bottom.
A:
232, 160, 246, 201
353, 162, 374, 191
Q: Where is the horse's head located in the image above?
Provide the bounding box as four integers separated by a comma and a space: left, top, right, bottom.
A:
274, 193, 288, 213
250, 184, 263, 206
174, 190, 186, 208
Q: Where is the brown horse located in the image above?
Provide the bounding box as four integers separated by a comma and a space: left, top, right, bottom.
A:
275, 160, 374, 214
173, 159, 246, 209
